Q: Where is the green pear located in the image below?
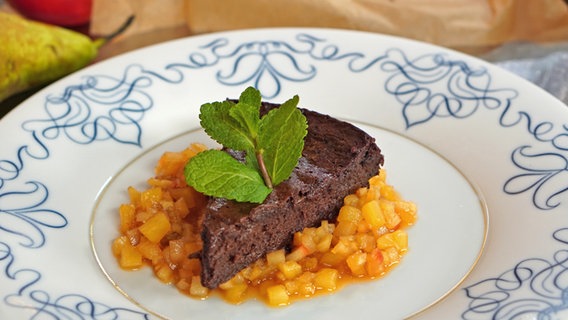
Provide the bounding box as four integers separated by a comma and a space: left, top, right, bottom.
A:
0, 12, 132, 102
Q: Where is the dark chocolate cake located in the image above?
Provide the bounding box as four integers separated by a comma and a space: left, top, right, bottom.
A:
199, 103, 384, 288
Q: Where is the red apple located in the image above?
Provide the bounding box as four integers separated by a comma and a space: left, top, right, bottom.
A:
6, 0, 92, 27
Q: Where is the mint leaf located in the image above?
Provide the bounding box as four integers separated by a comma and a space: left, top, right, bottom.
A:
229, 102, 259, 146
244, 146, 260, 171
185, 87, 308, 203
199, 101, 255, 151
239, 86, 262, 108
184, 150, 271, 203
226, 87, 262, 149
258, 95, 308, 186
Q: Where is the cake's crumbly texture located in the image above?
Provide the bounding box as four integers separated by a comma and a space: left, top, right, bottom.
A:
200, 103, 384, 288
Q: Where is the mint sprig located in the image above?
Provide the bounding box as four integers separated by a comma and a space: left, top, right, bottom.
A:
184, 87, 308, 203
183, 150, 271, 203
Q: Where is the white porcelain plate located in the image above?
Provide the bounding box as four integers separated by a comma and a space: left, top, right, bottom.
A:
90, 125, 486, 320
2, 28, 567, 320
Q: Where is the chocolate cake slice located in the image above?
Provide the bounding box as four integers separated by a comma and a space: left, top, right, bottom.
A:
199, 103, 384, 288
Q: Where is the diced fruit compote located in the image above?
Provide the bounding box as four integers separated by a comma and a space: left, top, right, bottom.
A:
112, 144, 417, 307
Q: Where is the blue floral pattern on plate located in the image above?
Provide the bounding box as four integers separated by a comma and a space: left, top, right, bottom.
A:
1, 30, 567, 319
463, 228, 568, 320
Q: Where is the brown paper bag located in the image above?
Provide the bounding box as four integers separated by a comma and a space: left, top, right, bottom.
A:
90, 0, 188, 39
90, 0, 568, 54
185, 0, 568, 51
90, 0, 190, 59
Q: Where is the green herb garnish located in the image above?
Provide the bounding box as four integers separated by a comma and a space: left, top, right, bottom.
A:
184, 87, 308, 203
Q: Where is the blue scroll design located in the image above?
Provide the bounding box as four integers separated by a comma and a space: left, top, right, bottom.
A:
504, 144, 568, 211
0, 131, 58, 249
172, 34, 520, 128
1, 242, 150, 320
374, 50, 568, 210
167, 35, 321, 99
21, 64, 186, 147
278, 34, 567, 210
462, 228, 568, 320
0, 63, 188, 318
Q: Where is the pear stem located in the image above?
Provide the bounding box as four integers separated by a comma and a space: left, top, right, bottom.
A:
94, 15, 135, 48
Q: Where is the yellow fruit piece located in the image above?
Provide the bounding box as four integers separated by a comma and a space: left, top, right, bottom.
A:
179, 258, 201, 280
176, 278, 191, 292
377, 230, 408, 252
296, 272, 316, 296
167, 239, 186, 264
365, 186, 381, 202
379, 200, 401, 229
396, 201, 418, 226
119, 243, 143, 269
334, 220, 357, 237
267, 284, 289, 306
366, 249, 385, 277
316, 220, 333, 237
314, 268, 339, 290
368, 174, 384, 187
136, 238, 162, 263
286, 246, 309, 262
174, 197, 190, 219
119, 204, 136, 233
298, 230, 317, 253
346, 251, 367, 276
299, 257, 318, 272
278, 261, 303, 280
356, 187, 368, 199
343, 194, 359, 207
356, 233, 376, 253
331, 238, 357, 257
380, 184, 399, 201
147, 178, 174, 189
155, 151, 187, 177
139, 212, 171, 243
155, 263, 174, 283
140, 188, 162, 210
111, 235, 128, 256
189, 276, 209, 298
135, 210, 153, 223
267, 249, 286, 266
361, 200, 386, 229
170, 185, 207, 210
127, 186, 141, 207
320, 252, 345, 267
393, 230, 408, 252
223, 283, 248, 303
382, 247, 401, 267
337, 206, 362, 223
316, 233, 333, 252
